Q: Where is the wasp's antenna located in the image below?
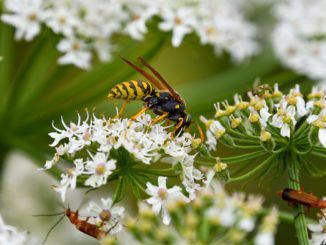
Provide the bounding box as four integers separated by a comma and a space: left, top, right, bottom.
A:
42, 214, 66, 244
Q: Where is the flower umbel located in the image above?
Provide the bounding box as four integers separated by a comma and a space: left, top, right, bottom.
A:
200, 84, 326, 182
43, 113, 204, 203
125, 180, 278, 245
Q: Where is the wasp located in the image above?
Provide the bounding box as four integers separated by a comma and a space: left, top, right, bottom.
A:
277, 188, 326, 210
108, 57, 204, 141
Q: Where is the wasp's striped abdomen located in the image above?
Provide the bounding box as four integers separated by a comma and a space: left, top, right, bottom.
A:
108, 80, 155, 101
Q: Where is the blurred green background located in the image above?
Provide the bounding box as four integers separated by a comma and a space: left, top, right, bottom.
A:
0, 3, 324, 244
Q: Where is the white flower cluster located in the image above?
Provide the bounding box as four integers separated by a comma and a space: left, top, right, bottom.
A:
42, 112, 202, 202
201, 84, 326, 150
125, 180, 278, 245
308, 209, 326, 245
272, 0, 326, 81
0, 215, 39, 245
1, 0, 259, 69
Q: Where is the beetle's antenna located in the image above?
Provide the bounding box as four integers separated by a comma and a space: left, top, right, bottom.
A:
40, 214, 66, 244
32, 211, 65, 217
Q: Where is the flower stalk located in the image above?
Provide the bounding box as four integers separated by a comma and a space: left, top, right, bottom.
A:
286, 151, 309, 245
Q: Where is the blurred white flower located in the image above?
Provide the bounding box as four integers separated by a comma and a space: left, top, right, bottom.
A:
1, 0, 45, 41
57, 38, 92, 69
146, 176, 190, 225
308, 211, 326, 245
254, 207, 278, 245
273, 0, 326, 81
2, 0, 259, 68
159, 6, 197, 47
0, 215, 39, 245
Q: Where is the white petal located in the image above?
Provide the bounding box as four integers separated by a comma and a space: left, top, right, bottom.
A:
318, 128, 326, 147
308, 223, 323, 232
307, 115, 319, 124
158, 176, 167, 189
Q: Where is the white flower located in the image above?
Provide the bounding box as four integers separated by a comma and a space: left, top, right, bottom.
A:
196, 0, 259, 62
200, 116, 225, 150
84, 152, 116, 188
124, 2, 158, 40
271, 100, 296, 138
53, 158, 84, 202
159, 7, 197, 47
44, 6, 79, 37
1, 0, 45, 41
254, 207, 278, 245
0, 215, 39, 245
57, 38, 92, 69
146, 176, 189, 225
273, 0, 326, 81
307, 108, 326, 147
86, 198, 125, 235
308, 213, 326, 245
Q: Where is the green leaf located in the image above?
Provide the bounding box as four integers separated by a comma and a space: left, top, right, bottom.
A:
112, 176, 126, 205
0, 22, 14, 119
128, 176, 142, 200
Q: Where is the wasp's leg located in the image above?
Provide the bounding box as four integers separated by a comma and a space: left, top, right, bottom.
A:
192, 121, 205, 143
113, 100, 128, 119
151, 112, 169, 125
172, 118, 184, 137
116, 100, 128, 118
128, 107, 149, 126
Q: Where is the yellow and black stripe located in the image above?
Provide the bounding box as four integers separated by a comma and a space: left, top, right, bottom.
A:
108, 80, 155, 101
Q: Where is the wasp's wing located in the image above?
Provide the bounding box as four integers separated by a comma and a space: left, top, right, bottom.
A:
137, 57, 185, 103
120, 56, 166, 90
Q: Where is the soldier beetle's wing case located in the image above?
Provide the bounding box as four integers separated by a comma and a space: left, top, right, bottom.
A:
120, 56, 185, 104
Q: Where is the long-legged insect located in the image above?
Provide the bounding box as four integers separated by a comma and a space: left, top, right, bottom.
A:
108, 57, 204, 142
34, 208, 118, 244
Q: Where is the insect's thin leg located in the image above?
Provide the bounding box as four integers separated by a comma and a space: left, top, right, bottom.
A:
115, 101, 128, 118
193, 121, 205, 143
151, 112, 169, 125
172, 118, 184, 137
166, 119, 171, 127
128, 107, 149, 126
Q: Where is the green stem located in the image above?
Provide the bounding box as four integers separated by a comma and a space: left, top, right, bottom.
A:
310, 150, 326, 158
220, 151, 267, 163
228, 155, 274, 182
286, 152, 309, 245
259, 208, 316, 225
